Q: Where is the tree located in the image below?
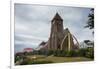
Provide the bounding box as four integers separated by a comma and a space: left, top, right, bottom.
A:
85, 8, 94, 29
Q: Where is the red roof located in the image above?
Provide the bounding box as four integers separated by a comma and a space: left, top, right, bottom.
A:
24, 48, 33, 50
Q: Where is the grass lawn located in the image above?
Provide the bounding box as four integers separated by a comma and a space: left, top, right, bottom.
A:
27, 55, 93, 63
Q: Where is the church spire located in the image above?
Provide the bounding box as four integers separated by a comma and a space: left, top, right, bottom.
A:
52, 12, 63, 22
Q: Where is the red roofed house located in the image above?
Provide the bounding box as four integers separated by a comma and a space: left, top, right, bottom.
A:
23, 48, 33, 52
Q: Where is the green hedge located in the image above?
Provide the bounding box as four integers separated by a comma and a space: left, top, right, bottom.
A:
32, 47, 94, 59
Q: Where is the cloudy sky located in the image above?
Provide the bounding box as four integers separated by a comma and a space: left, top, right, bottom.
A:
14, 3, 93, 53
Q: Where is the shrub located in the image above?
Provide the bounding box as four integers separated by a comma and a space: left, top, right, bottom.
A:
46, 50, 54, 56
85, 47, 94, 59
53, 50, 68, 57
78, 49, 87, 57
20, 58, 33, 65
77, 48, 94, 59
15, 56, 20, 63
66, 50, 78, 57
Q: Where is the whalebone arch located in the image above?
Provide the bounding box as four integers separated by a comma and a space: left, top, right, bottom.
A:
61, 30, 79, 51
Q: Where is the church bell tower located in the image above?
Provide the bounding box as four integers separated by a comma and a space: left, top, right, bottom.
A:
49, 13, 64, 50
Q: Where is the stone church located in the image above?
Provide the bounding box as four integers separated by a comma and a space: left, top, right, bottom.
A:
39, 13, 79, 51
